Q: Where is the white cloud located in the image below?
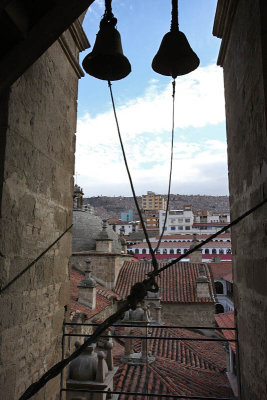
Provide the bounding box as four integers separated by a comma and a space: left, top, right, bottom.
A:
75, 64, 228, 196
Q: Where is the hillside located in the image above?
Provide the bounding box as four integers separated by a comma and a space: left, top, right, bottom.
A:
84, 194, 230, 219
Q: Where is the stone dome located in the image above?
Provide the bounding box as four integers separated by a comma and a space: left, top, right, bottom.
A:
72, 210, 122, 253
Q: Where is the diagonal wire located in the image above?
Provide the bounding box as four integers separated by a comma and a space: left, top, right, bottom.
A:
18, 196, 267, 399
150, 196, 267, 278
0, 224, 73, 296
107, 80, 159, 273
154, 79, 176, 253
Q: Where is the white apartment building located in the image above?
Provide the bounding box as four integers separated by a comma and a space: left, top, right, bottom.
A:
159, 205, 194, 234
194, 211, 230, 223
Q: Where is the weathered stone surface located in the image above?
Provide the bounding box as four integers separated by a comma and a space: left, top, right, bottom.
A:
161, 303, 215, 327
217, 0, 267, 398
0, 25, 88, 399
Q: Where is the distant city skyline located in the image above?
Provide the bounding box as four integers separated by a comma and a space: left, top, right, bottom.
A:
75, 0, 228, 197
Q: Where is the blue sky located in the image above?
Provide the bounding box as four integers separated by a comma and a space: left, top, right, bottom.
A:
75, 0, 228, 197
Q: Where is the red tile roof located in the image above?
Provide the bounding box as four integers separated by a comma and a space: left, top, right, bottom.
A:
130, 241, 231, 248
70, 268, 120, 320
215, 311, 236, 353
133, 253, 232, 261
156, 233, 231, 240
209, 262, 233, 282
113, 326, 232, 399
115, 261, 216, 303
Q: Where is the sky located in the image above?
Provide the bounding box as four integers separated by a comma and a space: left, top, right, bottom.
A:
75, 0, 228, 197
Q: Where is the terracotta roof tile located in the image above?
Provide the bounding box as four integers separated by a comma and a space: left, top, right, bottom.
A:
215, 311, 236, 353
112, 326, 232, 399
70, 268, 120, 320
130, 241, 231, 248
209, 262, 233, 282
115, 261, 216, 303
156, 233, 231, 240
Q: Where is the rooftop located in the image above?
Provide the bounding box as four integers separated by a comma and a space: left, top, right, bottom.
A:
115, 261, 216, 303
113, 326, 233, 399
70, 268, 120, 320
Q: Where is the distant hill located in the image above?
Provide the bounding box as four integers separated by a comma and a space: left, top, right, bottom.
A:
84, 194, 230, 219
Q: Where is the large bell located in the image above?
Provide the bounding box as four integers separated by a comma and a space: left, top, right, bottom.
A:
152, 30, 200, 78
82, 18, 131, 81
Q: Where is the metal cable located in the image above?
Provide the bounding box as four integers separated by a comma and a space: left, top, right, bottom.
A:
0, 224, 73, 296
152, 196, 267, 277
154, 80, 176, 253
18, 196, 267, 399
107, 80, 159, 273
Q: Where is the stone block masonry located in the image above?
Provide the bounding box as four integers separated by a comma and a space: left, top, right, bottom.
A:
214, 0, 267, 398
0, 19, 89, 400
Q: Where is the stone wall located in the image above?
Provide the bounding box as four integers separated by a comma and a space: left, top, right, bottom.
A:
161, 302, 215, 327
0, 22, 89, 399
215, 0, 267, 398
72, 252, 133, 289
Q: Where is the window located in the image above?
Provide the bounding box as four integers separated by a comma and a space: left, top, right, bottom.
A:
163, 249, 167, 254
185, 226, 190, 230
205, 249, 209, 254
178, 226, 183, 230
215, 281, 224, 294
176, 249, 181, 254
142, 249, 146, 254
178, 218, 183, 222
215, 303, 225, 314
212, 249, 217, 254
170, 249, 174, 254
135, 249, 139, 254
185, 218, 190, 223
171, 226, 176, 231
219, 249, 224, 254
227, 248, 232, 254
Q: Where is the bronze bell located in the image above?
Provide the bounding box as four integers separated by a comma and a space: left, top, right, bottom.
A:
152, 30, 200, 78
82, 18, 131, 81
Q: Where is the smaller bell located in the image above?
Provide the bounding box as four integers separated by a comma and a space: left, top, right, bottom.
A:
152, 30, 200, 78
82, 18, 131, 81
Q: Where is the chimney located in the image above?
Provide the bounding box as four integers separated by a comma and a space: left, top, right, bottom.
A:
196, 263, 210, 298
189, 233, 202, 263
95, 219, 113, 253
78, 259, 96, 309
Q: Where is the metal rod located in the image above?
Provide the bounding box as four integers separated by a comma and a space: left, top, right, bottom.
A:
59, 321, 65, 400
60, 387, 234, 400
64, 322, 236, 330
62, 333, 236, 342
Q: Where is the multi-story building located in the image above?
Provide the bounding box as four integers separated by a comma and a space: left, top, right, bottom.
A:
195, 210, 230, 223
141, 191, 166, 211
121, 209, 134, 222
159, 205, 194, 234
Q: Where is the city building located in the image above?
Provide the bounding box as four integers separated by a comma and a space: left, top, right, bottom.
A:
159, 205, 194, 234
141, 191, 166, 211
195, 210, 230, 223
0, 0, 266, 399
129, 240, 232, 262
115, 261, 217, 326
121, 209, 134, 222
209, 262, 234, 313
137, 214, 159, 231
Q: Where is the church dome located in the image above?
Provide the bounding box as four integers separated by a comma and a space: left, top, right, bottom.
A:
72, 210, 122, 253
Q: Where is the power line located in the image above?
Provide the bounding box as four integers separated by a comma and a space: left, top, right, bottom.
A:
0, 224, 73, 296
154, 79, 176, 253
19, 196, 267, 399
